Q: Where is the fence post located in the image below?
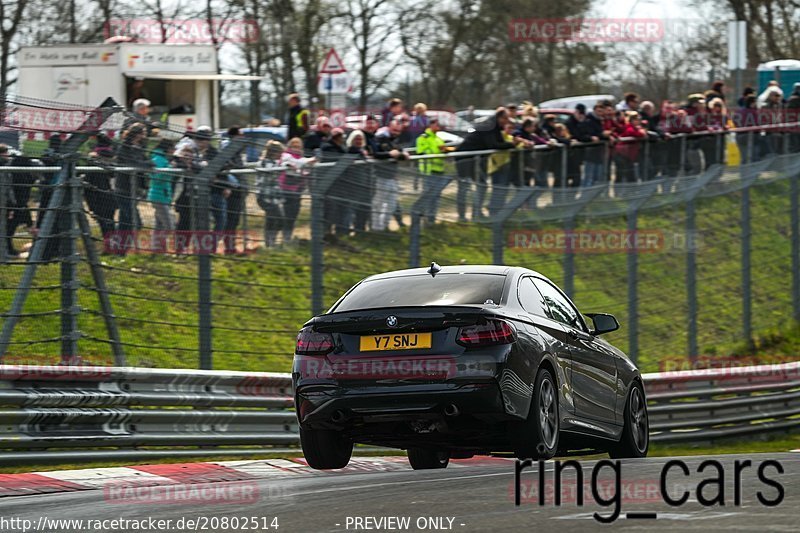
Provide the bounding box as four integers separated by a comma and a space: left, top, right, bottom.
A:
197, 170, 212, 370
678, 135, 687, 177
408, 174, 451, 268
60, 156, 81, 363
0, 167, 7, 263
310, 157, 351, 316
492, 188, 541, 265
624, 183, 659, 364
310, 165, 323, 315
793, 172, 800, 321
742, 184, 752, 346
557, 185, 604, 299
560, 144, 567, 189
241, 173, 249, 253
682, 165, 723, 360
492, 220, 504, 265
564, 216, 575, 298
195, 138, 247, 370
686, 198, 698, 359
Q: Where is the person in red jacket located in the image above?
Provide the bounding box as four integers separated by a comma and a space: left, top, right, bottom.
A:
613, 111, 647, 183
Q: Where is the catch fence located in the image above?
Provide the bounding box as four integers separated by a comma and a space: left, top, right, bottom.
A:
1, 96, 799, 372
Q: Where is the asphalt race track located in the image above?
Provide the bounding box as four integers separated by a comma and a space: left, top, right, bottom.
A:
2, 453, 798, 532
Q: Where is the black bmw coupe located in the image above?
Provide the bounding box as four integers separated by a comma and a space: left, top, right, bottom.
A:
292, 264, 648, 469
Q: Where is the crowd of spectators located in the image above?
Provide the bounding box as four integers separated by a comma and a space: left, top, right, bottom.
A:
4, 81, 800, 257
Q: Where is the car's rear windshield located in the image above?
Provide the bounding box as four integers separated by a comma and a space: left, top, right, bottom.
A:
331, 273, 506, 312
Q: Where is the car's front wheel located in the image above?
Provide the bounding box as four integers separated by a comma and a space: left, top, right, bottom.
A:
407, 448, 450, 469
512, 368, 559, 460
609, 382, 649, 459
300, 427, 353, 469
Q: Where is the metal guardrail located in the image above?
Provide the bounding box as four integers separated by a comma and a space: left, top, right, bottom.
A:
645, 361, 800, 443
1, 362, 798, 464
0, 365, 297, 465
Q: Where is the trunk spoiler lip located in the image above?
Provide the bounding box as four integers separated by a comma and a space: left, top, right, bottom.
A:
304, 305, 504, 329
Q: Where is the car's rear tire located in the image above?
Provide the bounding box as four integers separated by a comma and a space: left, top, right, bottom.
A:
300, 427, 353, 469
407, 448, 450, 469
609, 382, 649, 459
512, 368, 559, 460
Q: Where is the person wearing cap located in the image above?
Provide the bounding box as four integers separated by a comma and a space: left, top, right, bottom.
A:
738, 87, 755, 109
193, 126, 233, 243
122, 98, 159, 137
304, 116, 331, 153
320, 128, 347, 158
221, 126, 246, 254
287, 94, 310, 140
684, 93, 714, 172
506, 103, 519, 123
362, 115, 380, 155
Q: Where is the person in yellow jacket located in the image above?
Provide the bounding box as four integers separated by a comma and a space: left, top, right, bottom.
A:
415, 118, 453, 224
488, 123, 527, 216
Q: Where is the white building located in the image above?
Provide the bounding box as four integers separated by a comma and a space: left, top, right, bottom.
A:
17, 43, 261, 131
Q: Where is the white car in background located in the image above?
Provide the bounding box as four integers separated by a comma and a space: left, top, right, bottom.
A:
538, 94, 617, 110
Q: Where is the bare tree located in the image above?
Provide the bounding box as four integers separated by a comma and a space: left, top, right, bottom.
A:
342, 0, 402, 108
401, 0, 491, 106
0, 0, 29, 96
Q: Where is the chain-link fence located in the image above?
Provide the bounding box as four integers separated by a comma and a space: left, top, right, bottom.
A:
1, 95, 799, 372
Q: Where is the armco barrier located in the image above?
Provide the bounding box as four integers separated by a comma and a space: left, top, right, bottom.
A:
0, 362, 798, 465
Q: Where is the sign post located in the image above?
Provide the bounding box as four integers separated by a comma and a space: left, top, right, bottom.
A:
728, 20, 747, 102
318, 48, 347, 113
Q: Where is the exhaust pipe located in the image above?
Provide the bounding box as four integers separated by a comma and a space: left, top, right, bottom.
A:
331, 410, 346, 423
444, 404, 460, 417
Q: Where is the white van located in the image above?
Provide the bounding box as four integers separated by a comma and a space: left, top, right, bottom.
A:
538, 94, 617, 110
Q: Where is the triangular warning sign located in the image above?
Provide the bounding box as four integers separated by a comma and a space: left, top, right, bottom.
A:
319, 48, 347, 74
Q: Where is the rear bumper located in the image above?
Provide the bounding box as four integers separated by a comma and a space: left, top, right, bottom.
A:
294, 379, 511, 429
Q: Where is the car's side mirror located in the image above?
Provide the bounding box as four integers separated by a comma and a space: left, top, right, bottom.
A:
586, 313, 620, 335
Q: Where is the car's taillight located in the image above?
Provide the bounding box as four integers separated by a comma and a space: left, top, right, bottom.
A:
295, 327, 334, 355
456, 319, 517, 348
